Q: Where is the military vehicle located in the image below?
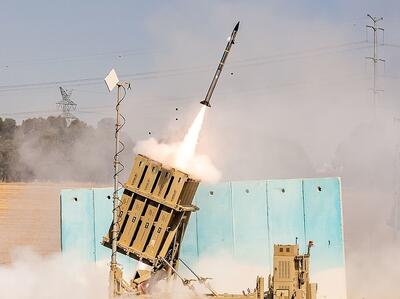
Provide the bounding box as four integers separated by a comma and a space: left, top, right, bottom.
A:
102, 154, 317, 299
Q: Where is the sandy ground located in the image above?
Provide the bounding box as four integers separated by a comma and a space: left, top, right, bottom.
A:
0, 182, 98, 264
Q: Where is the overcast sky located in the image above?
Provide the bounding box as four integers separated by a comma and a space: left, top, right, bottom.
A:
1, 0, 399, 125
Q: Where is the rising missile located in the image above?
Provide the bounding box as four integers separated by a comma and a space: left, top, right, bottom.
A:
200, 21, 239, 107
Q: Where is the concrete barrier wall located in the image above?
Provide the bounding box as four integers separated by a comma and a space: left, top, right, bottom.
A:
60, 178, 345, 297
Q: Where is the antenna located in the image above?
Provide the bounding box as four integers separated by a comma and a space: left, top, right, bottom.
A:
57, 86, 77, 124
104, 69, 131, 298
365, 14, 385, 108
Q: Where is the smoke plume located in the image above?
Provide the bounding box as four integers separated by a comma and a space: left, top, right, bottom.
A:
134, 106, 221, 183
0, 249, 108, 299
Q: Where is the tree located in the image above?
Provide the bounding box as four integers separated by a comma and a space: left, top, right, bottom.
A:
0, 116, 134, 182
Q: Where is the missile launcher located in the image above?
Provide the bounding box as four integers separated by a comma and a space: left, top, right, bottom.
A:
102, 154, 317, 299
102, 154, 199, 272
101, 18, 316, 299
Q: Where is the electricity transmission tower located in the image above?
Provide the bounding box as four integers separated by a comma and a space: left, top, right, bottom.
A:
57, 86, 77, 124
366, 14, 385, 107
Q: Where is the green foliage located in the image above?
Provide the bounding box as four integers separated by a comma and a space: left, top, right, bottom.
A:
0, 118, 18, 181
0, 116, 134, 183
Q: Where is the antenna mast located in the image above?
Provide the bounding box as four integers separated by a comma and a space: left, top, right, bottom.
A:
57, 86, 77, 124
366, 14, 385, 108
104, 69, 131, 298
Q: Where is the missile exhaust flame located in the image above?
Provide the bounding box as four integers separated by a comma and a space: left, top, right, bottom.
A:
175, 106, 206, 170
133, 105, 220, 183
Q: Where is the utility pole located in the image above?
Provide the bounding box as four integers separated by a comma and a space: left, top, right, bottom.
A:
365, 14, 385, 107
57, 86, 77, 124
392, 118, 400, 241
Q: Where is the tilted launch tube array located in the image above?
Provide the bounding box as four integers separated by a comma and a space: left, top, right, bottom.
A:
102, 154, 199, 269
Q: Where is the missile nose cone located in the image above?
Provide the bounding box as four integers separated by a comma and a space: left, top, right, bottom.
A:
234, 21, 240, 31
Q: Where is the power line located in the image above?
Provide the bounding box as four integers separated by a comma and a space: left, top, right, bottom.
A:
230, 45, 371, 69
0, 47, 162, 68
0, 104, 113, 117
0, 71, 370, 118
231, 40, 368, 64
384, 43, 400, 49
0, 40, 364, 69
0, 40, 371, 93
0, 109, 59, 116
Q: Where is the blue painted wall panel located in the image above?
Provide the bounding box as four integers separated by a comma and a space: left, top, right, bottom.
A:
60, 189, 95, 260
267, 179, 306, 252
194, 183, 234, 257
60, 177, 345, 295
92, 188, 112, 262
303, 178, 345, 272
231, 181, 269, 270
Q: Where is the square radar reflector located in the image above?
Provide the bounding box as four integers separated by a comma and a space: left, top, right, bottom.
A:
105, 69, 119, 92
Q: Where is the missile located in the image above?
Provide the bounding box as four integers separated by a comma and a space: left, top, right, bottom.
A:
200, 21, 240, 107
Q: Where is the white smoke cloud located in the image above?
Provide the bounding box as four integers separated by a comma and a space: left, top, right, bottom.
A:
0, 247, 349, 299
0, 248, 108, 299
134, 106, 221, 183
0, 248, 198, 299
311, 267, 347, 299
191, 253, 347, 299
190, 252, 267, 294
134, 137, 221, 183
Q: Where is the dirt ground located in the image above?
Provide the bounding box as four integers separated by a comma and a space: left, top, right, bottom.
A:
0, 182, 97, 264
